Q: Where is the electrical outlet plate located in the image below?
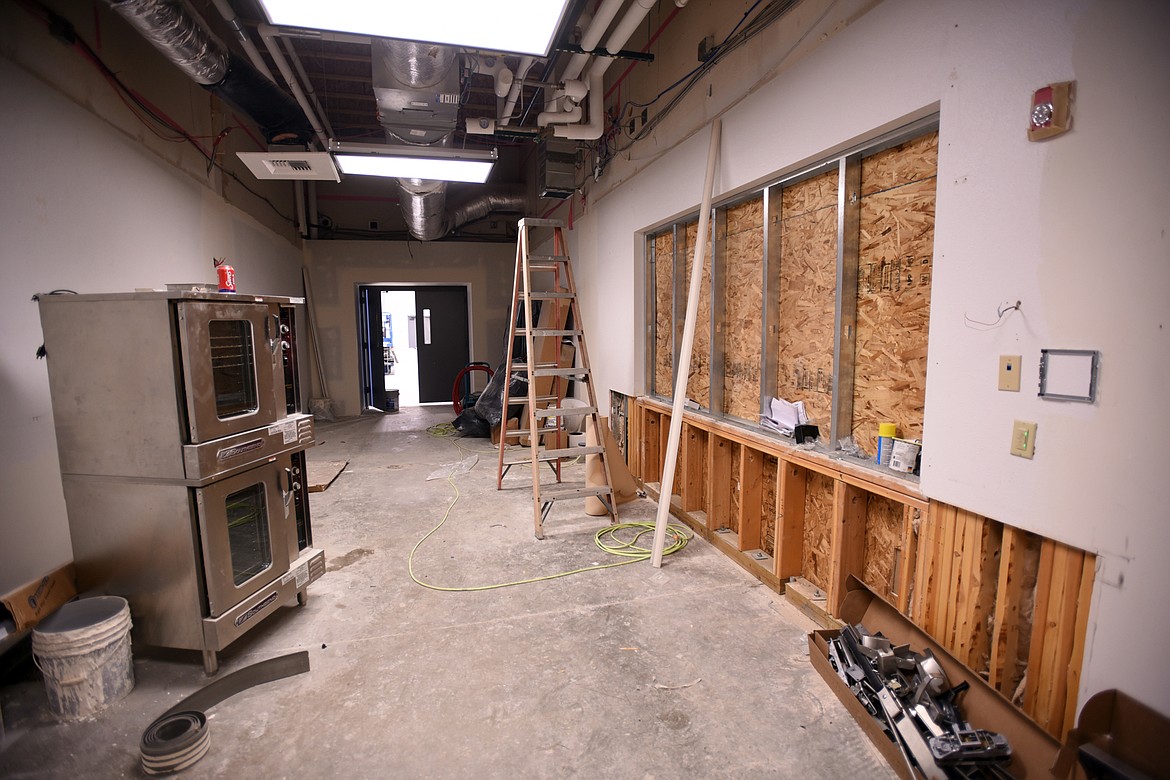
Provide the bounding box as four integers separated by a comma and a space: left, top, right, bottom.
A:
999, 355, 1022, 391
1011, 420, 1037, 459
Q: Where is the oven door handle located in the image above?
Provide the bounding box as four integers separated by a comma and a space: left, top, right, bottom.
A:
281, 467, 299, 507
266, 313, 281, 355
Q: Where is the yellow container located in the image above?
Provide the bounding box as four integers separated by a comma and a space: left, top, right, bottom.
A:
876, 423, 897, 465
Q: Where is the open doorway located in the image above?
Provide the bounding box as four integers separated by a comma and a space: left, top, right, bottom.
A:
358, 284, 471, 410
381, 289, 419, 407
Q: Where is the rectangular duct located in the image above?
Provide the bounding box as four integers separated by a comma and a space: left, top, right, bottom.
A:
538, 139, 577, 199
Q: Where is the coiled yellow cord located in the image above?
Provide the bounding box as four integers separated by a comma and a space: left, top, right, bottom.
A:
409, 427, 691, 592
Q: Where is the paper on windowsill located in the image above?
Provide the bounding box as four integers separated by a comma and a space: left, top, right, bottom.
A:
760, 396, 808, 436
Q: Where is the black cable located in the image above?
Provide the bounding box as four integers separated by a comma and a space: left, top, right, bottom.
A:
593, 0, 802, 178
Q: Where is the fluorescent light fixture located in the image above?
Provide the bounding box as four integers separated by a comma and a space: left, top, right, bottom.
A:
329, 141, 497, 183
256, 0, 573, 56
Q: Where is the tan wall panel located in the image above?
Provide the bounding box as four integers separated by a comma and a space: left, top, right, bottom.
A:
861, 493, 905, 600
761, 454, 778, 557
777, 170, 838, 427
721, 197, 764, 419
680, 220, 712, 407
853, 133, 937, 451
653, 231, 674, 396
801, 470, 836, 591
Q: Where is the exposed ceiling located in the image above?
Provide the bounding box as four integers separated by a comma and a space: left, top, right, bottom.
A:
221, 0, 598, 242
98, 0, 799, 243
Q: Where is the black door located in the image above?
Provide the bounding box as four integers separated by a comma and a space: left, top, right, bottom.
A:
414, 286, 470, 403
358, 286, 388, 411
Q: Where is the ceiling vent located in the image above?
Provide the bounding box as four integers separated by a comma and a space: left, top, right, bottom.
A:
236, 151, 340, 181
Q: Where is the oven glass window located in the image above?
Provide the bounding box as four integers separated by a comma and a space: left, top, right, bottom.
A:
225, 483, 271, 585
209, 319, 259, 419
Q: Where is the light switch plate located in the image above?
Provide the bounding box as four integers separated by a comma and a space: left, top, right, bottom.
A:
999, 355, 1022, 391
1011, 420, 1037, 458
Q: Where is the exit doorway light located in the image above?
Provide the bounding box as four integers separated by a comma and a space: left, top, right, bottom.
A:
255, 0, 574, 56
329, 141, 497, 183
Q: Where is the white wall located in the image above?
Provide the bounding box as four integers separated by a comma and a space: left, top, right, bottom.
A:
0, 56, 303, 594
303, 240, 516, 417
568, 0, 1170, 714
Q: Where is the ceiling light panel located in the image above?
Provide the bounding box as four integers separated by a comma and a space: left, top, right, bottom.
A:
334, 155, 494, 183
329, 141, 497, 183
256, 0, 573, 56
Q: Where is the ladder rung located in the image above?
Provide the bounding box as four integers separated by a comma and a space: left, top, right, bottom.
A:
538, 446, 603, 460
530, 254, 569, 263
525, 292, 575, 299
535, 405, 597, 418
516, 328, 581, 337
504, 394, 558, 405
505, 428, 566, 438
519, 218, 564, 228
503, 445, 603, 465
511, 362, 559, 372
533, 367, 590, 378
539, 485, 614, 501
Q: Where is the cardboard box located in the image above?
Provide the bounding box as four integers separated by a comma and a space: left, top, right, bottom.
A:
809, 576, 1061, 779
1053, 689, 1170, 780
0, 563, 76, 633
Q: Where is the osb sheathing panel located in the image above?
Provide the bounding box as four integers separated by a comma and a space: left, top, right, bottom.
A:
653, 231, 674, 397
861, 493, 904, 600
729, 443, 742, 534
721, 197, 764, 419
801, 470, 835, 591
761, 454, 778, 557
777, 171, 838, 428
680, 220, 712, 407
853, 133, 937, 452
861, 132, 939, 197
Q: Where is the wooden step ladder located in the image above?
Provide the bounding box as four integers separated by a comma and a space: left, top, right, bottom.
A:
495, 218, 617, 539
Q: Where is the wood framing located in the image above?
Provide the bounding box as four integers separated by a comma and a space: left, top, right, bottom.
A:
630, 397, 1095, 740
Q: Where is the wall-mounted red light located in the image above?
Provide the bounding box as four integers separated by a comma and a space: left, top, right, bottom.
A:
1028, 81, 1074, 141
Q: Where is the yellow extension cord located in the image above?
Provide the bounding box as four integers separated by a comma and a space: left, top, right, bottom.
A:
407, 423, 692, 592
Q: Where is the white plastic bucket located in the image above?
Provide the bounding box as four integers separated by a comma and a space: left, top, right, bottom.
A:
32, 596, 134, 720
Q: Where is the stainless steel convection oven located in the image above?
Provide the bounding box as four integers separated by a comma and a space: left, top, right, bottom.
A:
36, 290, 325, 673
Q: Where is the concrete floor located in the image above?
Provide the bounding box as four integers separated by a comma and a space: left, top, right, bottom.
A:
0, 407, 897, 779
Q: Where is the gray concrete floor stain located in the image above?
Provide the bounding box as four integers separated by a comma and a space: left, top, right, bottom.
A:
0, 407, 896, 779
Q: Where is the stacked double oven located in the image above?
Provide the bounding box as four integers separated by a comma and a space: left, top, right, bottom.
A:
38, 290, 325, 673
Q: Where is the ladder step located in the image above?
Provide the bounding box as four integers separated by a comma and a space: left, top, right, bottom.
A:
504, 445, 604, 465
539, 446, 603, 460
530, 254, 569, 263
539, 485, 614, 501
519, 218, 564, 228
511, 362, 559, 372
504, 394, 558, 405
506, 427, 567, 438
516, 328, 581, 337
533, 367, 590, 378
535, 405, 597, 419
525, 291, 576, 299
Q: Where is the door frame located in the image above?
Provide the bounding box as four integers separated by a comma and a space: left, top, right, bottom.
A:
356, 282, 475, 409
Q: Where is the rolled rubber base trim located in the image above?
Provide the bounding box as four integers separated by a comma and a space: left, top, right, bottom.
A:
139, 651, 310, 775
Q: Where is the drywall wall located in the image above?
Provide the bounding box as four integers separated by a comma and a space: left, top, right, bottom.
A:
0, 56, 303, 594
566, 0, 1170, 714
302, 240, 515, 418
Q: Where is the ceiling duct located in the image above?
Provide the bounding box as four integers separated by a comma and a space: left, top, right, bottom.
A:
373, 39, 528, 241
449, 189, 528, 232
373, 39, 460, 241
102, 0, 313, 145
